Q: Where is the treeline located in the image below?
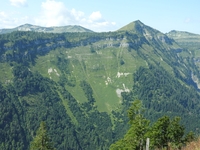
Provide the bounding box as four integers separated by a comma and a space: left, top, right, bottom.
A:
60, 85, 113, 149
0, 64, 119, 150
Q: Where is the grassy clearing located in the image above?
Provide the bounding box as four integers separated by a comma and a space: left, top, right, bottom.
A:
89, 77, 120, 112
65, 83, 88, 103
30, 43, 161, 114
29, 35, 184, 114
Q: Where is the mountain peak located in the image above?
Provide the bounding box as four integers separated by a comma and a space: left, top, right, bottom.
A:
133, 20, 144, 25
19, 23, 36, 27
118, 20, 144, 32
118, 20, 162, 37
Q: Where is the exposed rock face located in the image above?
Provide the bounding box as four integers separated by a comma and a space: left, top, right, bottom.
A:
0, 34, 132, 62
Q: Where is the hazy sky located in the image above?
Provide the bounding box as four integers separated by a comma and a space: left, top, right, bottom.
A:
0, 0, 200, 33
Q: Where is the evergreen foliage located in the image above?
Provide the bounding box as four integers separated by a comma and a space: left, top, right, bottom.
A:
131, 65, 200, 132
30, 121, 55, 150
110, 100, 149, 150
147, 116, 185, 149
110, 100, 195, 150
80, 80, 96, 104
0, 64, 115, 150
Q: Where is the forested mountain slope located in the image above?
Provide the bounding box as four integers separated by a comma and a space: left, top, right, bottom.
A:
1, 20, 200, 149
167, 30, 200, 88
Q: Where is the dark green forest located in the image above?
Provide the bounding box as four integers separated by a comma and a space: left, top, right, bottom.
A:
0, 63, 114, 149
132, 66, 200, 133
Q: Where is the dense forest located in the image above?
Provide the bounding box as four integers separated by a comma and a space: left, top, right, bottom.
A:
0, 63, 115, 149
131, 66, 200, 133
1, 21, 200, 149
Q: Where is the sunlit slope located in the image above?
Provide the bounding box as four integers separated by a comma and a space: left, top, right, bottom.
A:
0, 20, 192, 113
30, 23, 185, 112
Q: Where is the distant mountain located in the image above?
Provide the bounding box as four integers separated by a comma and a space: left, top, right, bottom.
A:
167, 30, 200, 51
0, 24, 94, 34
167, 30, 200, 90
167, 30, 200, 40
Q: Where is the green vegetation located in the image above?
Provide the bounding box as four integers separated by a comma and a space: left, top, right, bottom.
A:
110, 100, 149, 150
0, 63, 116, 150
167, 30, 200, 80
129, 65, 200, 132
110, 100, 195, 150
1, 20, 200, 149
30, 121, 55, 150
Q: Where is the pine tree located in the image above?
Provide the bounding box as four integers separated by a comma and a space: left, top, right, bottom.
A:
30, 121, 55, 150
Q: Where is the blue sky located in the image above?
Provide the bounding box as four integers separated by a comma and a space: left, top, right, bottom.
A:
0, 0, 200, 33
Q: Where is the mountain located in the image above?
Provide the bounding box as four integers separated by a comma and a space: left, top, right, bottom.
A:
167, 30, 200, 51
167, 30, 200, 88
118, 20, 179, 50
1, 20, 200, 150
0, 23, 94, 34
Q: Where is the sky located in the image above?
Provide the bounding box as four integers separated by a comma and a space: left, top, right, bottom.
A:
0, 0, 200, 34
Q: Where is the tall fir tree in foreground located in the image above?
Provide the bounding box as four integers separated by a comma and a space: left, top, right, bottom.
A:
110, 100, 149, 150
30, 121, 55, 150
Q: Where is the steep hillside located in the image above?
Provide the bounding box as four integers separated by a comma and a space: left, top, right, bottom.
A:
0, 24, 94, 34
1, 20, 200, 149
167, 30, 200, 88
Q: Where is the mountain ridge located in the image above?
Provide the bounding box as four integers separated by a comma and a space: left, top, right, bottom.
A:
167, 30, 200, 52
1, 20, 200, 36
167, 30, 200, 36
0, 23, 94, 34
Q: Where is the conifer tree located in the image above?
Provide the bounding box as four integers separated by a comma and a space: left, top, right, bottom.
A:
110, 100, 149, 150
30, 121, 55, 150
